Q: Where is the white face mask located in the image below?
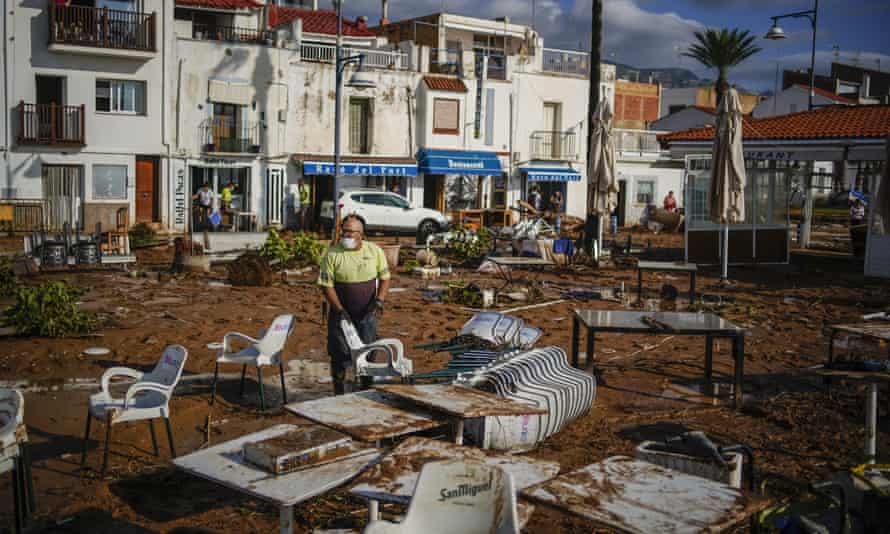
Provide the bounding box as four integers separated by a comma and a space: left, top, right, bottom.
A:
341, 237, 359, 250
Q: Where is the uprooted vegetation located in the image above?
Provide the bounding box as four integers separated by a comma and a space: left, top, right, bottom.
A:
3, 281, 96, 337
260, 229, 326, 269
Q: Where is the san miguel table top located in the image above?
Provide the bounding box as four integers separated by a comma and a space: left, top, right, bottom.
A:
636, 260, 698, 272
373, 384, 548, 419
284, 390, 446, 443
522, 456, 767, 534
173, 424, 379, 507
573, 310, 744, 336
486, 256, 555, 267
350, 437, 560, 505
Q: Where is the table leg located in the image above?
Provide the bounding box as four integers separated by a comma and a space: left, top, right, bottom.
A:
733, 335, 745, 409
454, 419, 464, 445
368, 499, 380, 522
689, 272, 697, 303
585, 331, 595, 373
571, 316, 580, 368
866, 382, 878, 464
637, 269, 643, 304
704, 334, 714, 395
279, 504, 294, 534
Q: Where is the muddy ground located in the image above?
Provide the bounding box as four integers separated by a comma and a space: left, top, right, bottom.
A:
0, 227, 887, 533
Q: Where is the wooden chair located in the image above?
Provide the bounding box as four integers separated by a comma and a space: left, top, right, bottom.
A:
101, 207, 129, 256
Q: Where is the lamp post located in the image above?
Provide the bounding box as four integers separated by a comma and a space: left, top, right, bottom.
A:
765, 0, 819, 111
332, 0, 376, 240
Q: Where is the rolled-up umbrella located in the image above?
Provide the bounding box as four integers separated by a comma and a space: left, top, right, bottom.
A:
710, 88, 747, 280
587, 99, 617, 259
875, 135, 890, 235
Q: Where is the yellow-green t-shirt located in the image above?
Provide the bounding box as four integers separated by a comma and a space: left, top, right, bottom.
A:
221, 187, 233, 203
317, 241, 390, 318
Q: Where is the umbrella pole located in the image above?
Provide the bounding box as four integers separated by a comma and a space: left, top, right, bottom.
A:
721, 224, 729, 281
595, 215, 603, 262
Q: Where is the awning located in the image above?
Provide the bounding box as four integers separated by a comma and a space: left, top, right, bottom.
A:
521, 167, 582, 182
303, 161, 417, 177
417, 149, 503, 176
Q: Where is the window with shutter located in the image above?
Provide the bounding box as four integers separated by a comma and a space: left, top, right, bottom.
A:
433, 98, 459, 134
349, 98, 370, 154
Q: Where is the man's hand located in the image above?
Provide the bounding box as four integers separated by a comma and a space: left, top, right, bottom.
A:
370, 298, 385, 317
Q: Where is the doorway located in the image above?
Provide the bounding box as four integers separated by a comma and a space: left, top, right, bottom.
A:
424, 174, 444, 212
617, 179, 627, 227
42, 165, 83, 231
543, 102, 562, 158
135, 156, 158, 223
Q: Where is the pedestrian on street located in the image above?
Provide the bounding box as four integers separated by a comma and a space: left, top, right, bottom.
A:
317, 214, 391, 394
663, 190, 677, 213
298, 178, 312, 231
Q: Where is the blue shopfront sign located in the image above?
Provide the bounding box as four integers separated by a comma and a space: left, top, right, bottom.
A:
417, 149, 503, 176
303, 161, 418, 177
521, 167, 582, 182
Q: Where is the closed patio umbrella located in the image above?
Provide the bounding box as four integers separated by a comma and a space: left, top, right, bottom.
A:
587, 98, 617, 259
875, 135, 890, 235
710, 87, 747, 280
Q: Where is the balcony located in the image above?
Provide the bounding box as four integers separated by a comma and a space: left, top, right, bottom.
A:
614, 129, 668, 158
48, 4, 156, 58
475, 52, 506, 80
530, 131, 577, 161
192, 23, 269, 43
542, 48, 589, 76
17, 102, 85, 146
429, 48, 462, 76
300, 42, 409, 70
200, 117, 260, 154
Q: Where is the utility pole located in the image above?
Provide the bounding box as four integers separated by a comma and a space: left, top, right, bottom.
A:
584, 0, 603, 256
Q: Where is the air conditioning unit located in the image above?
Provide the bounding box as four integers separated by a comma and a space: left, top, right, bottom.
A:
278, 109, 287, 122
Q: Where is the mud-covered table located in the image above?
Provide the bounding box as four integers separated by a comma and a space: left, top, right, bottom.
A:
571, 310, 746, 408
825, 323, 890, 365
486, 256, 554, 303
522, 456, 767, 534
284, 390, 446, 444
350, 436, 559, 523
173, 424, 379, 534
636, 260, 698, 303
374, 384, 547, 445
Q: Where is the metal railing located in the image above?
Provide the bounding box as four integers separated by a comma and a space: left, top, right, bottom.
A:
530, 130, 577, 160
49, 4, 155, 51
614, 129, 667, 155
192, 23, 269, 43
200, 117, 261, 154
430, 48, 462, 75
476, 52, 506, 80
542, 48, 589, 76
17, 102, 85, 145
300, 42, 409, 70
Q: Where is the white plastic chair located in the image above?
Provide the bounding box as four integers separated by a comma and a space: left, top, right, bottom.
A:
1, 389, 34, 534
81, 345, 188, 476
341, 319, 412, 380
211, 314, 295, 410
363, 460, 519, 534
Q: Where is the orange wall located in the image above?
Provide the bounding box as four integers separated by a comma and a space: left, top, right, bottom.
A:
614, 80, 660, 129
695, 87, 763, 114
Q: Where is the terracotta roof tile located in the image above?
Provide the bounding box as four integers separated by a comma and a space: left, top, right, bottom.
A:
659, 105, 890, 144
269, 6, 376, 37
795, 85, 858, 104
176, 0, 262, 10
423, 76, 467, 93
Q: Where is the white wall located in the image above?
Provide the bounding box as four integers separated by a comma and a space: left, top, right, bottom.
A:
659, 87, 698, 118
752, 86, 838, 118
616, 160, 685, 224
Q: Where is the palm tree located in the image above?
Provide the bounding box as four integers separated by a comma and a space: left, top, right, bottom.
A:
683, 28, 761, 95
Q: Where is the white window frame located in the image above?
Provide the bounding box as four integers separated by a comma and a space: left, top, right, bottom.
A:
92, 164, 129, 200
96, 79, 146, 115
635, 179, 656, 205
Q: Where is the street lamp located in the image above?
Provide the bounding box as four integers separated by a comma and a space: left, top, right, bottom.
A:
765, 0, 819, 111
332, 0, 376, 240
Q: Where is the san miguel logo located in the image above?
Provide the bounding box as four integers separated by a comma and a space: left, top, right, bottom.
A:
438, 473, 493, 502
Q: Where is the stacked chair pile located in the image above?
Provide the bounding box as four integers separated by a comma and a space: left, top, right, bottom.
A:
460, 347, 596, 452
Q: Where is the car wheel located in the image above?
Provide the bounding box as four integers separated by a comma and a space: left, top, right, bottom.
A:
417, 219, 439, 244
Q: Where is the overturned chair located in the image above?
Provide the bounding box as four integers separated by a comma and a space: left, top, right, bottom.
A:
82, 345, 188, 476
342, 319, 413, 383
363, 460, 520, 534
211, 314, 295, 410
1, 389, 35, 534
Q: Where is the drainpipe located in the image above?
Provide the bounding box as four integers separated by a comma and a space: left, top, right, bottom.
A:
160, 0, 171, 230
2, 0, 12, 197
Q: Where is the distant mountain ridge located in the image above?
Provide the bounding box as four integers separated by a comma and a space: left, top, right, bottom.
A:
607, 62, 703, 88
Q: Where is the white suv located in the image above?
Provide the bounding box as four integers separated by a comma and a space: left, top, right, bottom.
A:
320, 189, 450, 239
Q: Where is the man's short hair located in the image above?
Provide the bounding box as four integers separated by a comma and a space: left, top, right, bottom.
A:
342, 213, 364, 232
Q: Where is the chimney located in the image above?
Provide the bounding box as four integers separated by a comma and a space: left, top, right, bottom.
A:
356, 15, 368, 31
380, 0, 389, 26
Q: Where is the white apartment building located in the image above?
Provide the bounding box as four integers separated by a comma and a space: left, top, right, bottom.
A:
1, 0, 172, 232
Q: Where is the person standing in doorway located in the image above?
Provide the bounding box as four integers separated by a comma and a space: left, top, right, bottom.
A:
549, 189, 564, 235
663, 190, 677, 213
390, 182, 402, 196
318, 214, 391, 394
192, 183, 214, 231
529, 184, 543, 214
298, 178, 312, 231
850, 199, 866, 226
220, 181, 235, 227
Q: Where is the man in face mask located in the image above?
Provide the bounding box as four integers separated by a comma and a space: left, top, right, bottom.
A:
317, 214, 391, 394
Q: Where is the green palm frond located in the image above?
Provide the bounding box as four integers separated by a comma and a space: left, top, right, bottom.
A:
682, 28, 762, 86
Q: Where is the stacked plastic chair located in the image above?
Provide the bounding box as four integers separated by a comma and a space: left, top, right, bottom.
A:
461, 347, 596, 452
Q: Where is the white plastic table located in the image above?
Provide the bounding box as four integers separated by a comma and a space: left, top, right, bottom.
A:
173, 424, 379, 534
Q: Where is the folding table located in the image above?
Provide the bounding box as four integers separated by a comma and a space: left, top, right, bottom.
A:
173, 424, 379, 534
486, 256, 554, 303
636, 260, 698, 303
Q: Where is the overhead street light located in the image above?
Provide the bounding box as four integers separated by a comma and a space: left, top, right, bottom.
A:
765, 0, 819, 110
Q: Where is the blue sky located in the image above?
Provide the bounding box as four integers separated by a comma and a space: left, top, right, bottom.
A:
344, 0, 890, 92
